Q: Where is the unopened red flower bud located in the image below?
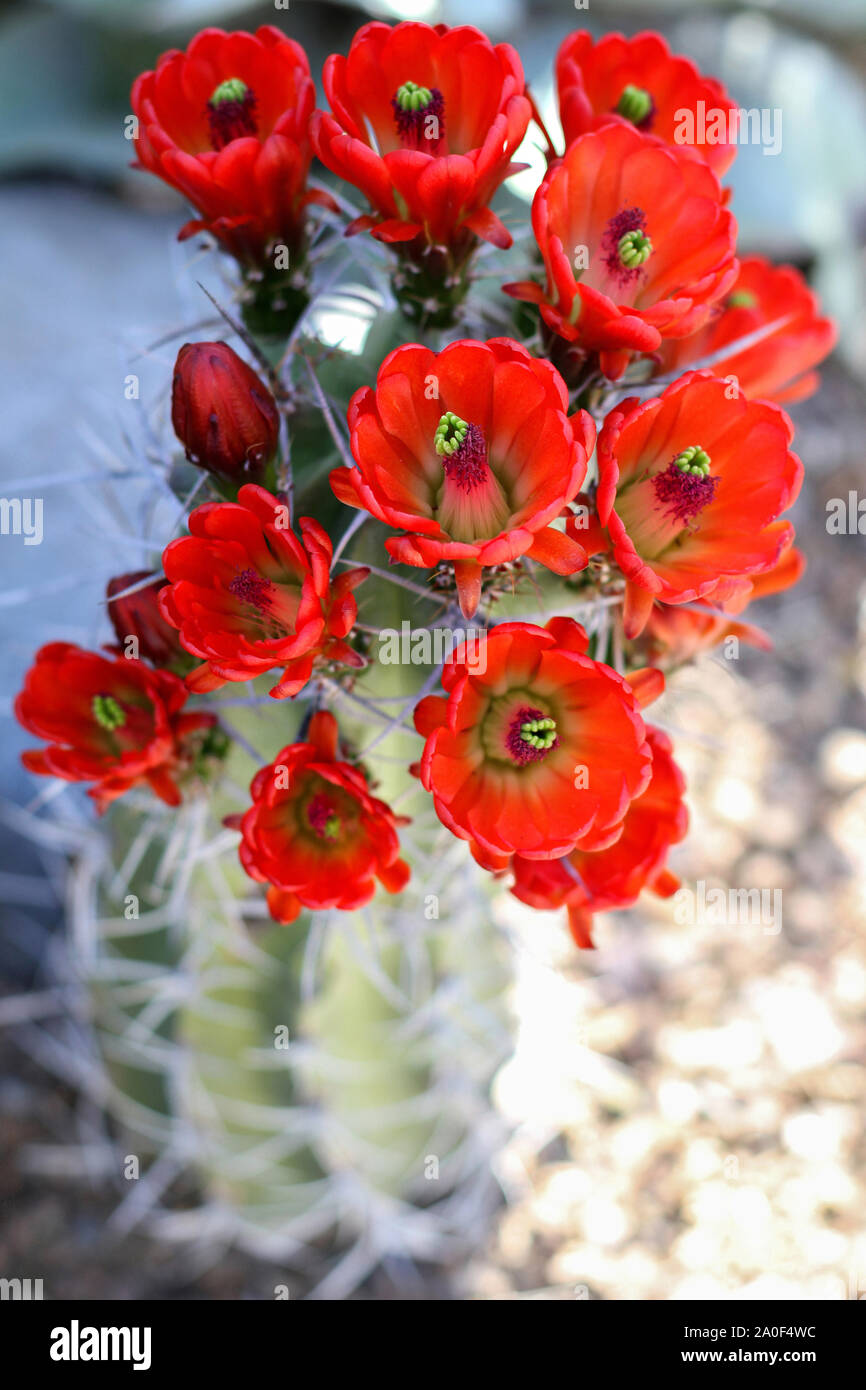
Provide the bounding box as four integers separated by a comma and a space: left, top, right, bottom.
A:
171, 342, 279, 483
106, 571, 184, 669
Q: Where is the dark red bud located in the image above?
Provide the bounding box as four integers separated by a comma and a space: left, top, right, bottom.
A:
171, 341, 280, 483
106, 572, 184, 668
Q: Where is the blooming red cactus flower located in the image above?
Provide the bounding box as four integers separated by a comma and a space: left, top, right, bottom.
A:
330, 338, 596, 618
652, 256, 837, 405
106, 571, 186, 669
509, 726, 687, 948
413, 617, 658, 865
640, 538, 804, 663
171, 342, 280, 485
230, 710, 410, 924
587, 370, 803, 638
644, 604, 772, 665
159, 484, 368, 698
131, 26, 334, 266
310, 21, 530, 250
556, 29, 739, 176
15, 644, 216, 812
503, 123, 738, 379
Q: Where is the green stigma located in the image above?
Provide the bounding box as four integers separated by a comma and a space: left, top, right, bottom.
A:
673, 445, 712, 477
615, 84, 653, 125
618, 229, 652, 268
727, 290, 757, 309
323, 813, 341, 841
520, 716, 557, 751
395, 80, 433, 112
210, 77, 249, 106
434, 411, 469, 458
92, 694, 126, 731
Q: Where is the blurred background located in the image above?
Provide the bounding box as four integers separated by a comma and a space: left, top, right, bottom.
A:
1, 0, 865, 1299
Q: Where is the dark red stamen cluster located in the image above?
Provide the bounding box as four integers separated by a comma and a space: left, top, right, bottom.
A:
602, 207, 649, 284
505, 706, 559, 766
306, 790, 340, 840
652, 460, 719, 525
229, 568, 273, 611
392, 88, 445, 152
441, 423, 488, 493
207, 88, 258, 151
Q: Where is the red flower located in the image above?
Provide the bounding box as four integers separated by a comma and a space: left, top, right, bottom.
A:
159, 484, 368, 698
232, 710, 410, 924
311, 21, 530, 249
504, 123, 737, 379
556, 29, 739, 175
589, 371, 803, 637
414, 618, 657, 864
131, 26, 333, 266
330, 338, 595, 618
106, 571, 186, 669
15, 643, 215, 812
653, 256, 837, 404
172, 342, 279, 484
509, 726, 687, 948
643, 539, 805, 664
643, 604, 771, 665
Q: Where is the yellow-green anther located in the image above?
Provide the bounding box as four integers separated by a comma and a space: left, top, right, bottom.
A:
673, 445, 712, 477
435, 411, 469, 458
727, 290, 757, 309
92, 694, 126, 731
395, 81, 433, 112
210, 77, 249, 106
618, 230, 652, 268
520, 716, 557, 750
615, 85, 653, 125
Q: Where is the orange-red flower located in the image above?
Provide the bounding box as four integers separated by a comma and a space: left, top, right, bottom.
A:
414, 618, 657, 865
172, 342, 279, 485
311, 21, 530, 250
131, 26, 333, 266
589, 370, 803, 637
15, 644, 215, 812
504, 123, 737, 379
159, 484, 368, 698
652, 256, 837, 404
556, 29, 738, 175
643, 540, 805, 664
643, 604, 771, 665
509, 726, 687, 947
231, 710, 410, 924
330, 338, 595, 618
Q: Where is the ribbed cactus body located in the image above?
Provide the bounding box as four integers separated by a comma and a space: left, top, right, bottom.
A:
71, 736, 512, 1282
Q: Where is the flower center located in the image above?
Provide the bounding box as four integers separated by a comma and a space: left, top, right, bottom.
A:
392, 80, 445, 151
602, 208, 651, 286
506, 707, 559, 766
306, 791, 341, 841
207, 78, 258, 151
434, 413, 488, 492
229, 568, 273, 612
615, 84, 654, 128
92, 694, 126, 731
653, 448, 718, 525
727, 290, 757, 309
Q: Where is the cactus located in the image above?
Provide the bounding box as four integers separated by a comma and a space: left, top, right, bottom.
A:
68, 783, 512, 1293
